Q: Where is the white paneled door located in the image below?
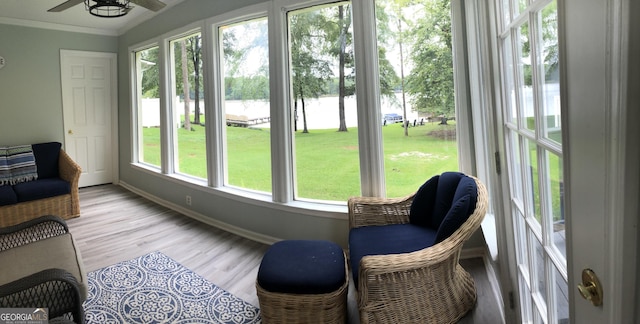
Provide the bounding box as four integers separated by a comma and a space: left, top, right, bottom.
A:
60, 50, 117, 188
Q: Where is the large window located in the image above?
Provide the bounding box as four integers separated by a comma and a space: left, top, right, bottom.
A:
130, 0, 471, 207
288, 2, 360, 202
134, 45, 161, 168
220, 17, 271, 192
375, 0, 459, 198
170, 31, 207, 179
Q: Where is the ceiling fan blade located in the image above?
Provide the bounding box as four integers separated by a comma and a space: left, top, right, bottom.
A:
48, 0, 85, 12
131, 0, 166, 12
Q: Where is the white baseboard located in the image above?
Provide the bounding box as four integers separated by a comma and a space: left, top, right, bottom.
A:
118, 181, 281, 246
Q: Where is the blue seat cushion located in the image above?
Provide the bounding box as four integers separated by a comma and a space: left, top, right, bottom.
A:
32, 142, 61, 179
0, 185, 18, 206
349, 224, 437, 286
257, 240, 345, 294
13, 178, 71, 202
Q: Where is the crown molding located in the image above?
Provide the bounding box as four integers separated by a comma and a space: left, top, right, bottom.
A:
0, 17, 118, 36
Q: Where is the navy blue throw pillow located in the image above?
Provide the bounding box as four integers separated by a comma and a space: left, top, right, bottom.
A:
409, 175, 439, 228
31, 142, 61, 179
434, 194, 472, 243
430, 172, 466, 229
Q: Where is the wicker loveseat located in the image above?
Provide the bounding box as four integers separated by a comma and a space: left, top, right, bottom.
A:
348, 172, 488, 324
0, 142, 81, 227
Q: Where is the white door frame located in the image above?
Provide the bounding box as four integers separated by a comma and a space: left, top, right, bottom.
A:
60, 49, 119, 186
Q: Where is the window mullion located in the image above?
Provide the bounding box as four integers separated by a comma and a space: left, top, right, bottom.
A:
158, 39, 173, 175
269, 0, 295, 203
202, 22, 224, 188
352, 0, 385, 198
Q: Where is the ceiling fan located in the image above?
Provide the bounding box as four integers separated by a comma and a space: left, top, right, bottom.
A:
48, 0, 167, 18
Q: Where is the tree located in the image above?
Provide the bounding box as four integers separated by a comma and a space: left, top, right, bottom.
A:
405, 0, 455, 122
173, 33, 203, 127
321, 3, 398, 132
376, 0, 413, 135
222, 20, 269, 101
541, 2, 559, 81
290, 10, 333, 133
181, 40, 191, 130
323, 4, 356, 132
140, 47, 160, 98
187, 35, 203, 125
336, 5, 351, 132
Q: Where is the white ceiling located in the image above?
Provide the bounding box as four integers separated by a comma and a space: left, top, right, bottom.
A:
0, 0, 186, 36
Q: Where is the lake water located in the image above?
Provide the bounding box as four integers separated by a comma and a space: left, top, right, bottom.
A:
141, 93, 423, 129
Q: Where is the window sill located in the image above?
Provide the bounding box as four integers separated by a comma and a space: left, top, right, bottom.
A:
130, 163, 348, 219
481, 212, 499, 261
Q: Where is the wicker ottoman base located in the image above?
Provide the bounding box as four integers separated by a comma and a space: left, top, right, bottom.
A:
256, 240, 348, 324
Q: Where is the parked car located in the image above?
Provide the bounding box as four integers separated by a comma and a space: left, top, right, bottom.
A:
382, 113, 403, 125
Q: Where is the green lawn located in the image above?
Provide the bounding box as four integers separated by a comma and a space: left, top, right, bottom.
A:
142, 121, 460, 200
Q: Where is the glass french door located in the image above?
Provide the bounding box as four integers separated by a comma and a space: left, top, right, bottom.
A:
497, 0, 568, 323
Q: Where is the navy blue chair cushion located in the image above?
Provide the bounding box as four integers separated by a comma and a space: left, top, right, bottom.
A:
435, 193, 473, 243
13, 178, 71, 202
349, 224, 437, 286
0, 185, 18, 206
257, 240, 345, 294
31, 142, 62, 179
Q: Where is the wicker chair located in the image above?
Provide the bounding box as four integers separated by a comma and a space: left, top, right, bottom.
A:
0, 215, 86, 323
348, 172, 488, 324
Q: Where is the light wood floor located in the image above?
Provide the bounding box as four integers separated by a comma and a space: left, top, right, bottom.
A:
67, 184, 504, 324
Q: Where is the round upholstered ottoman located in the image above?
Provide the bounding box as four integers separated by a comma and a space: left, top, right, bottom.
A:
256, 240, 348, 324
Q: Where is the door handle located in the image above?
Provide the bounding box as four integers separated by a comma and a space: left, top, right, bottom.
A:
577, 268, 603, 306
68, 129, 73, 135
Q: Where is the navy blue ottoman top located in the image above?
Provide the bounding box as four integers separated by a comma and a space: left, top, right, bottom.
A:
257, 240, 346, 294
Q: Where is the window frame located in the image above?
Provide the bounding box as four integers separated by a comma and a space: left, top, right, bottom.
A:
128, 0, 487, 217
130, 40, 163, 171
204, 4, 273, 197
167, 27, 207, 181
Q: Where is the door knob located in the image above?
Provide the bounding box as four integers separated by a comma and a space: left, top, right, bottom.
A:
68, 129, 73, 135
577, 268, 603, 306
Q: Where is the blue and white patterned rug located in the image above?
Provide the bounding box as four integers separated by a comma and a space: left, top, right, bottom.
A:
83, 251, 261, 323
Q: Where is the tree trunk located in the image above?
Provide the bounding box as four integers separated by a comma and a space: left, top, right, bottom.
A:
181, 40, 191, 130
191, 37, 202, 125
294, 100, 298, 132
398, 17, 408, 137
302, 96, 309, 134
337, 5, 348, 132
299, 83, 309, 133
